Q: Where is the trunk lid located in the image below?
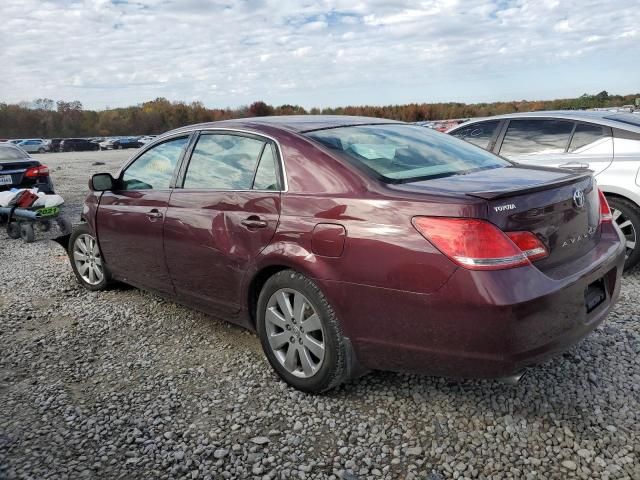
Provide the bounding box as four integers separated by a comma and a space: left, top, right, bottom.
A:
393, 165, 601, 270
0, 159, 40, 189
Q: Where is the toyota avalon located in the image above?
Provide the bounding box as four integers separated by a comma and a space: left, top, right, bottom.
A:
67, 116, 625, 392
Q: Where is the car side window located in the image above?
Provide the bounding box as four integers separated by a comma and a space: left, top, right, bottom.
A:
568, 123, 611, 153
252, 143, 280, 190
450, 121, 500, 150
499, 119, 574, 157
183, 134, 265, 190
121, 136, 188, 190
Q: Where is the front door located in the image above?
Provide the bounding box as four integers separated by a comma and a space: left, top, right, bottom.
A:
164, 132, 282, 316
96, 135, 190, 294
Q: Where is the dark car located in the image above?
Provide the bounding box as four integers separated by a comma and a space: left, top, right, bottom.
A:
0, 143, 54, 193
67, 116, 625, 392
49, 138, 63, 152
59, 138, 100, 152
114, 137, 142, 149
98, 138, 141, 150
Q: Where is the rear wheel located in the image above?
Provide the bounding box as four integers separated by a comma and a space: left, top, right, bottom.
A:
68, 224, 110, 290
7, 222, 21, 239
256, 270, 348, 393
38, 147, 45, 153
608, 196, 640, 270
20, 223, 35, 243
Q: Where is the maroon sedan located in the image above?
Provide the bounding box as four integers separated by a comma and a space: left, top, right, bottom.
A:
68, 116, 626, 392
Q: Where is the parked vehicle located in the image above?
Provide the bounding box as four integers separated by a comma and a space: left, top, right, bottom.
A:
68, 116, 625, 392
138, 135, 157, 145
18, 139, 50, 154
99, 137, 141, 150
48, 138, 63, 152
448, 111, 640, 269
0, 142, 54, 193
8, 139, 23, 145
59, 138, 100, 152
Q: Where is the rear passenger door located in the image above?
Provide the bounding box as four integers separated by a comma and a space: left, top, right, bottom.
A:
496, 119, 614, 174
164, 131, 283, 318
497, 119, 574, 167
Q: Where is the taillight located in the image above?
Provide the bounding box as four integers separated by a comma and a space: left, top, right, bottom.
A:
505, 231, 549, 262
24, 165, 50, 178
598, 189, 612, 223
412, 217, 548, 270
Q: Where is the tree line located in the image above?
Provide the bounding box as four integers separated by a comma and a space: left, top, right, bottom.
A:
0, 91, 637, 139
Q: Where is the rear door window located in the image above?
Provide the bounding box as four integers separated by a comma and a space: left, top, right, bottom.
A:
252, 143, 281, 190
568, 123, 611, 153
450, 121, 500, 150
499, 119, 574, 157
183, 134, 267, 190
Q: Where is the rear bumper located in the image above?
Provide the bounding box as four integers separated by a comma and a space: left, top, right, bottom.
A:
322, 222, 626, 378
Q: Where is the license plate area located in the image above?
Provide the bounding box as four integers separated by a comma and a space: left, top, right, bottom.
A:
585, 278, 606, 313
0, 175, 13, 185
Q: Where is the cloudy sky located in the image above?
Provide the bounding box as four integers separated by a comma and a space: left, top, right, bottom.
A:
1, 0, 638, 110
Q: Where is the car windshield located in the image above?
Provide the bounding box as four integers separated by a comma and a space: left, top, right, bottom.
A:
306, 124, 509, 182
0, 145, 28, 160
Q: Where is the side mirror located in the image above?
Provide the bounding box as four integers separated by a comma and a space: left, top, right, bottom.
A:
90, 173, 115, 191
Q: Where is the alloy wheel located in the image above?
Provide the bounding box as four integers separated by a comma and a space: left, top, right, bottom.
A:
264, 288, 325, 378
73, 233, 104, 285
612, 208, 637, 260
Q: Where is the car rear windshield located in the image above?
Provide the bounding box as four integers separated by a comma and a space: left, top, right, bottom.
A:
0, 145, 28, 161
305, 124, 509, 182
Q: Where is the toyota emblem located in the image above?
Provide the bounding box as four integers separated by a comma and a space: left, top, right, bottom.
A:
573, 189, 585, 209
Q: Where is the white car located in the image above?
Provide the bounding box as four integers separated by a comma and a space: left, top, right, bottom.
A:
138, 135, 157, 145
448, 111, 640, 270
17, 138, 49, 153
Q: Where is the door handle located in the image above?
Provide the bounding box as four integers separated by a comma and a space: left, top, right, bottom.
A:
241, 217, 267, 229
146, 209, 163, 219
560, 161, 590, 169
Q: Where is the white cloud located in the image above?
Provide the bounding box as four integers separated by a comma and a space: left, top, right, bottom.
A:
0, 0, 638, 109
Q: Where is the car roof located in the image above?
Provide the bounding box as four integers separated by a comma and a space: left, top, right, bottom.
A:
452, 110, 640, 133
0, 142, 31, 156
167, 115, 405, 136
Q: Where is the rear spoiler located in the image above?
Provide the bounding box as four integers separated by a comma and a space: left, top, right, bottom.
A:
465, 170, 592, 200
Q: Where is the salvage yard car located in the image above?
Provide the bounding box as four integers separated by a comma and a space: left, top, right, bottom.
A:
59, 138, 100, 152
448, 111, 640, 270
67, 116, 625, 392
17, 139, 49, 154
0, 142, 54, 193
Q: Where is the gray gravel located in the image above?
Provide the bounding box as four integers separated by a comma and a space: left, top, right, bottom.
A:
1, 150, 639, 479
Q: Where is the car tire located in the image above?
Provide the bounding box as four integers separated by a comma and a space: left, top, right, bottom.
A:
37, 220, 51, 232
256, 269, 349, 393
68, 223, 111, 291
607, 196, 640, 270
20, 223, 35, 243
7, 222, 21, 239
38, 148, 45, 153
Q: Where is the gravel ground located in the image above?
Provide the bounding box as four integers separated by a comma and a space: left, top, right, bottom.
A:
0, 150, 639, 480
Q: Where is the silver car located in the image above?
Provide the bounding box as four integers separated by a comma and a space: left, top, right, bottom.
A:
448, 111, 640, 270
17, 139, 50, 153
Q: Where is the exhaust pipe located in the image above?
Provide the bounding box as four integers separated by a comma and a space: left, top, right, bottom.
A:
499, 370, 526, 385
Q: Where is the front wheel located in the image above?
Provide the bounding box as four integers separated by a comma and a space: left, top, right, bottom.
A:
608, 197, 640, 270
256, 270, 349, 393
68, 224, 111, 290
